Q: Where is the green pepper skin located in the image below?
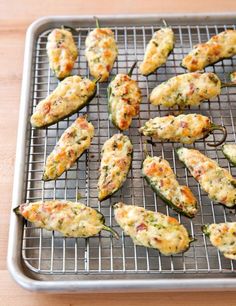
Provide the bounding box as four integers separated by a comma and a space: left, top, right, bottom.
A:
107, 84, 121, 131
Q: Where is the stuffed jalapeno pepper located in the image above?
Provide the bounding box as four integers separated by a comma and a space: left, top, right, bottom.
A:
182, 30, 236, 72
150, 72, 222, 108
98, 134, 133, 201
139, 113, 227, 146
176, 147, 236, 208
31, 76, 97, 128
85, 18, 118, 82
139, 22, 175, 76
43, 116, 94, 181
47, 28, 78, 80
202, 222, 236, 260
108, 62, 141, 130
142, 155, 198, 217
14, 200, 118, 238
114, 202, 193, 255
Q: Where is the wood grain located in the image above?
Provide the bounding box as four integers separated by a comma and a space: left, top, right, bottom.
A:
1, 0, 236, 304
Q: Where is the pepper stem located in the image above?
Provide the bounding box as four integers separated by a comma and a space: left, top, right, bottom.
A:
146, 139, 156, 146
82, 114, 88, 120
13, 206, 20, 214
221, 82, 236, 88
103, 225, 119, 240
207, 124, 227, 147
94, 16, 100, 28
127, 61, 137, 77
61, 25, 78, 35
93, 76, 102, 84
201, 225, 210, 236
143, 141, 150, 158
161, 19, 169, 28
189, 236, 197, 243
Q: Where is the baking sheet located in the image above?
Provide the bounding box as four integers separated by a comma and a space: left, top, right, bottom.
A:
7, 14, 236, 292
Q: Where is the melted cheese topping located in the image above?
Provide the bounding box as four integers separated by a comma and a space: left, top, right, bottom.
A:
114, 202, 192, 255
98, 134, 133, 201
47, 29, 78, 79
31, 76, 96, 128
18, 200, 105, 237
43, 117, 94, 180
222, 144, 236, 165
182, 30, 236, 71
204, 223, 236, 260
85, 28, 118, 82
143, 156, 197, 217
108, 74, 141, 130
150, 72, 221, 107
139, 114, 211, 144
139, 27, 174, 75
177, 148, 236, 207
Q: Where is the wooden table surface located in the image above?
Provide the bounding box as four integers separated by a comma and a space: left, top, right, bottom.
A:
1, 0, 236, 304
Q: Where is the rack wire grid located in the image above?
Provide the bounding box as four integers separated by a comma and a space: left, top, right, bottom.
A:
23, 21, 236, 278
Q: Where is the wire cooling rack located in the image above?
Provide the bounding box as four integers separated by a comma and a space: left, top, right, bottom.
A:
22, 22, 236, 277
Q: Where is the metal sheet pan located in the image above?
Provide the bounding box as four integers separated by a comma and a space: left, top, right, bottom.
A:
7, 13, 236, 292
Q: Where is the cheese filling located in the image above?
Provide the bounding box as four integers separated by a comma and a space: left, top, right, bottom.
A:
139, 114, 211, 144
143, 156, 197, 217
177, 148, 236, 207
182, 30, 236, 72
108, 74, 141, 130
150, 72, 221, 107
85, 28, 118, 82
31, 76, 96, 128
114, 202, 192, 255
98, 134, 133, 201
47, 28, 78, 79
43, 117, 94, 180
139, 27, 174, 75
